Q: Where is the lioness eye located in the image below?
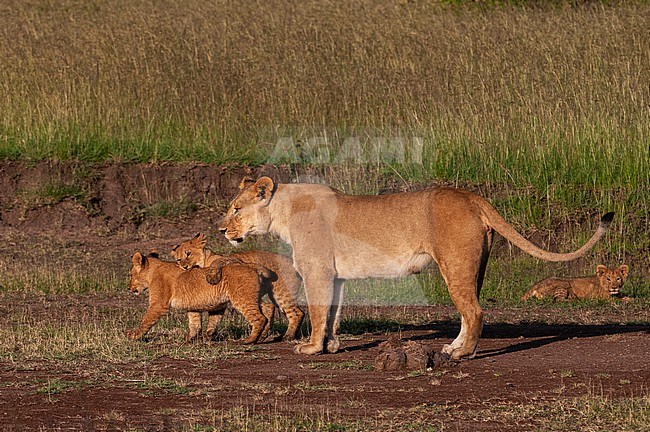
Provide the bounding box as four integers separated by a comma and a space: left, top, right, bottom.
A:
233, 207, 240, 215
186, 252, 191, 258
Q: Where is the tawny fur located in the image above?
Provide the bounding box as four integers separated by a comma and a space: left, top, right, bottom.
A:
522, 264, 629, 301
127, 252, 274, 343
171, 233, 304, 341
218, 176, 613, 360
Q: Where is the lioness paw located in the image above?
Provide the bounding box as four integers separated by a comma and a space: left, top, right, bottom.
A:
326, 337, 340, 354
294, 342, 324, 355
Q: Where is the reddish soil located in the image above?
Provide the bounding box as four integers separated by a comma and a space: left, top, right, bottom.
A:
0, 161, 648, 431
1, 300, 648, 431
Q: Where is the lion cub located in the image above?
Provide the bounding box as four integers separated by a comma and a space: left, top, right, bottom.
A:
127, 252, 274, 343
171, 233, 304, 341
522, 264, 629, 301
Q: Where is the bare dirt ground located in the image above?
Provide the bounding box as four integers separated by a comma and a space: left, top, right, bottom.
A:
0, 162, 648, 431
0, 294, 648, 431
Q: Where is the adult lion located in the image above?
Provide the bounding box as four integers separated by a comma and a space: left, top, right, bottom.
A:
219, 177, 613, 360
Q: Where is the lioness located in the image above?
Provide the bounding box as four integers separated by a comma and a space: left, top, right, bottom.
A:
127, 252, 274, 343
219, 176, 613, 360
171, 233, 304, 341
521, 264, 629, 301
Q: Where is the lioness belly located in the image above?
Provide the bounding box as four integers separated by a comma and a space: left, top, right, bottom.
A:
335, 249, 432, 279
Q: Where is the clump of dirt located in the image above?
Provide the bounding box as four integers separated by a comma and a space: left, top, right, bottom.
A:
374, 338, 455, 372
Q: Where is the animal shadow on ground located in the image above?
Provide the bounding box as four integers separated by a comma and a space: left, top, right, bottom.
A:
340, 318, 649, 359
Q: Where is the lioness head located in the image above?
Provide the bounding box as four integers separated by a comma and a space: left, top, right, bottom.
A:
219, 176, 275, 246
171, 233, 208, 270
128, 252, 156, 295
596, 264, 629, 296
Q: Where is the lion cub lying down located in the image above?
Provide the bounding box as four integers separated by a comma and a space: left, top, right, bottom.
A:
522, 264, 629, 301
171, 233, 304, 341
127, 252, 275, 343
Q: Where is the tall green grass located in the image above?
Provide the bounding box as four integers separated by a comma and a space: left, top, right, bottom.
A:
0, 0, 647, 287
0, 1, 647, 186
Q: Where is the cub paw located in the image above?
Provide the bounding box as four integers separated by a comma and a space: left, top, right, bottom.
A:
205, 266, 223, 285
125, 329, 143, 340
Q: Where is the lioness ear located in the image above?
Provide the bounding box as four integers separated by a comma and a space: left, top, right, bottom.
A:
239, 176, 256, 190
596, 265, 607, 277
619, 264, 629, 280
254, 176, 275, 203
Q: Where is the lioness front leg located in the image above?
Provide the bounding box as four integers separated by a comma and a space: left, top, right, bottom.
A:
294, 272, 335, 355
127, 304, 169, 340
325, 279, 345, 353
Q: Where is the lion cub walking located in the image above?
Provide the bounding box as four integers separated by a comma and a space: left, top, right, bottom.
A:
522, 264, 629, 301
171, 233, 304, 341
127, 252, 274, 343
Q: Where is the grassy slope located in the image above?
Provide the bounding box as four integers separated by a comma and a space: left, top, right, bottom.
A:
0, 0, 647, 297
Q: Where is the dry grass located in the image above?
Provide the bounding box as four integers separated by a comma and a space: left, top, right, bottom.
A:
0, 1, 647, 179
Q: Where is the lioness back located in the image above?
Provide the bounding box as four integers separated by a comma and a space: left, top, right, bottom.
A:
522, 264, 629, 301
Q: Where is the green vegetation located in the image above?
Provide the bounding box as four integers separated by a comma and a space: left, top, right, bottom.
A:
1, 0, 647, 283
0, 1, 646, 185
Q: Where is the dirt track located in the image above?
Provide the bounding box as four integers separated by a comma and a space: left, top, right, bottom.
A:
0, 161, 648, 431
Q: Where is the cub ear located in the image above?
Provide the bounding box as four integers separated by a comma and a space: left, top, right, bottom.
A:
618, 264, 629, 280
192, 232, 207, 248
596, 265, 607, 277
254, 176, 275, 203
147, 251, 159, 259
239, 176, 256, 190
131, 252, 147, 270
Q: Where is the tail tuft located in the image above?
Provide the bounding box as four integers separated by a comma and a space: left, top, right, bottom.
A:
600, 212, 615, 227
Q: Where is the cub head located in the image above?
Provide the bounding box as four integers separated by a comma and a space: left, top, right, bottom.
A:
171, 233, 208, 270
596, 264, 629, 296
218, 176, 275, 246
128, 252, 157, 295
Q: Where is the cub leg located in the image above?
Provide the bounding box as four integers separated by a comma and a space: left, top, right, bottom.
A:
260, 301, 276, 341
229, 293, 268, 344
126, 304, 169, 340
268, 284, 305, 342
204, 307, 226, 339
186, 311, 202, 341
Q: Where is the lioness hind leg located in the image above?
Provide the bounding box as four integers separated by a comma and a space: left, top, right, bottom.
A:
436, 247, 487, 360
443, 284, 483, 360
